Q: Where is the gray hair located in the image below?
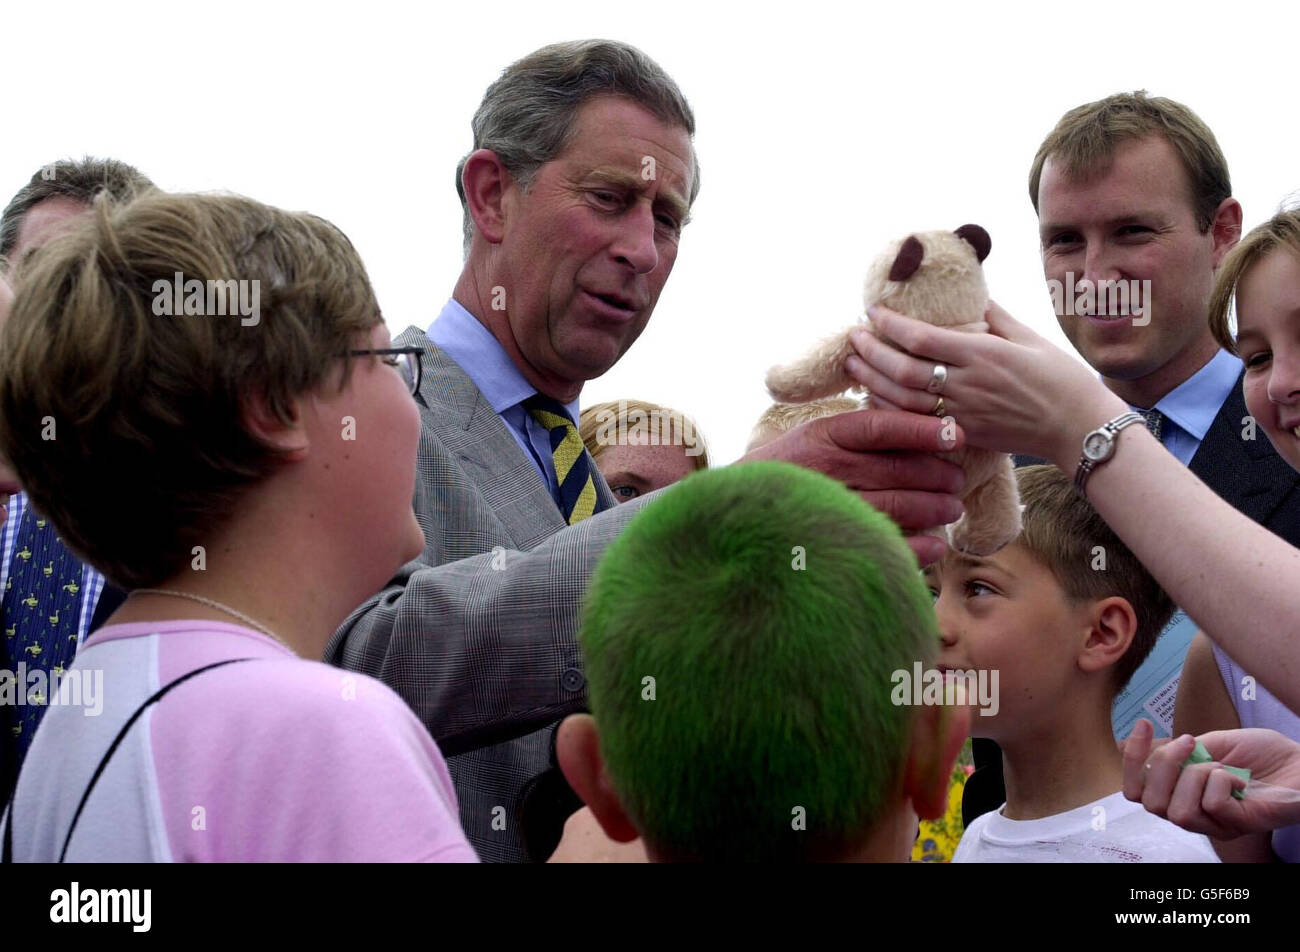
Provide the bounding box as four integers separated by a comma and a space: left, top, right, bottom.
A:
456, 39, 700, 256
1, 156, 154, 270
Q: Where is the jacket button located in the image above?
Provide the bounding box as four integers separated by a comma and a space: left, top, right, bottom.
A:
561, 668, 585, 692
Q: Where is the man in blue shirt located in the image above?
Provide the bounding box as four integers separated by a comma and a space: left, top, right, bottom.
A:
0, 157, 153, 802
329, 40, 969, 861
963, 91, 1300, 825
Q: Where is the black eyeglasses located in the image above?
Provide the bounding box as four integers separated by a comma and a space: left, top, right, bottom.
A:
348, 347, 426, 397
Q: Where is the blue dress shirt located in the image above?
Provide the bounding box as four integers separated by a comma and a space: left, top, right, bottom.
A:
1128, 348, 1242, 465
427, 299, 581, 503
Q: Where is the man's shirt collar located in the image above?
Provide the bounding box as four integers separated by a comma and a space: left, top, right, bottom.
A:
427, 299, 580, 419
1144, 348, 1241, 442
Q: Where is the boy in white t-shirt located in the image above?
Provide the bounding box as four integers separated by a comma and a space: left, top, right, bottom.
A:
931, 465, 1218, 863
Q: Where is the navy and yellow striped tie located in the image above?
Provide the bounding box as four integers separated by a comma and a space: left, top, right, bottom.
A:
524, 394, 599, 524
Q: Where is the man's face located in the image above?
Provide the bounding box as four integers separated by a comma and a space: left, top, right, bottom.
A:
925, 542, 1090, 742
0, 196, 89, 525
0, 275, 16, 526
495, 96, 693, 396
4, 195, 87, 523
5, 196, 88, 276
1037, 136, 1224, 384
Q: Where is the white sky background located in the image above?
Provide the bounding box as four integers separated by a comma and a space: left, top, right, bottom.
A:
5, 0, 1298, 464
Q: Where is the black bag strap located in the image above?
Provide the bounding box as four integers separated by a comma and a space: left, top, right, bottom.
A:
2, 657, 253, 863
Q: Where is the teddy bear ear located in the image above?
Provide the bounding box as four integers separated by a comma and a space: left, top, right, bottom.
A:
888, 235, 925, 282
954, 224, 991, 263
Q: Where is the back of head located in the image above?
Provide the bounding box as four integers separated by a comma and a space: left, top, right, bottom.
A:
0, 156, 154, 269
1210, 206, 1300, 353
578, 397, 710, 469
0, 191, 380, 589
747, 396, 863, 450
456, 39, 699, 254
579, 461, 937, 861
1028, 91, 1230, 232
1015, 465, 1175, 690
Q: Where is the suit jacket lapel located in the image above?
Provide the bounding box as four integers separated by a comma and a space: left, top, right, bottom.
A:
399, 327, 616, 548
1189, 370, 1300, 527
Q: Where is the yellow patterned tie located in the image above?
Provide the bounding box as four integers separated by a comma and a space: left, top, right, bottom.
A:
524, 395, 598, 524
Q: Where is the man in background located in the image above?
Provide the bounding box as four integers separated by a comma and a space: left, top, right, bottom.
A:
0, 157, 154, 801
964, 91, 1300, 824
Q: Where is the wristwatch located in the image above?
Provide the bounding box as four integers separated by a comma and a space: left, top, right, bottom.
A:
1073, 411, 1145, 495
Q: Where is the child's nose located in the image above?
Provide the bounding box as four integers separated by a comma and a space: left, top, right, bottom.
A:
931, 592, 960, 647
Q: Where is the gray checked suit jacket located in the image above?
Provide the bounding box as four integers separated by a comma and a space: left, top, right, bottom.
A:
325, 327, 656, 862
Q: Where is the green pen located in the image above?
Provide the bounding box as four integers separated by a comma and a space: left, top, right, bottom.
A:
1181, 740, 1250, 800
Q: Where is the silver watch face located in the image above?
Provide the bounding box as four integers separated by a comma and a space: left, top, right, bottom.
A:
1083, 430, 1112, 461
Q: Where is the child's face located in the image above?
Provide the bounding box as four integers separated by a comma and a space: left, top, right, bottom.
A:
1235, 248, 1300, 474
924, 542, 1092, 742
302, 323, 425, 590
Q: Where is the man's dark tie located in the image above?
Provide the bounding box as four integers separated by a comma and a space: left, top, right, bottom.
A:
1, 505, 85, 792
1141, 408, 1164, 443
523, 395, 599, 524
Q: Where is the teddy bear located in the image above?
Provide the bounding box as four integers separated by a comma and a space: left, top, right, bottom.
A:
764, 224, 1021, 555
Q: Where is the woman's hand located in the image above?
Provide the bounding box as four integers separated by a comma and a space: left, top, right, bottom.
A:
845, 300, 1127, 466
1122, 719, 1300, 839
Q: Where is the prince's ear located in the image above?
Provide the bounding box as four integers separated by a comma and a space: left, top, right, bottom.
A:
555, 714, 640, 843
459, 148, 512, 245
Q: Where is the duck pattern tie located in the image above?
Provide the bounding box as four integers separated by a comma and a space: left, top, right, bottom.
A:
524, 395, 599, 525
1, 505, 85, 765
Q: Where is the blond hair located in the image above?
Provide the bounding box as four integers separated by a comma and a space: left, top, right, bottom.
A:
0, 192, 381, 588
1028, 91, 1230, 232
747, 396, 864, 449
1208, 208, 1300, 354
578, 398, 709, 469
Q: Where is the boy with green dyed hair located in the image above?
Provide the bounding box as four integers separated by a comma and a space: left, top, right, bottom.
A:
556, 460, 968, 862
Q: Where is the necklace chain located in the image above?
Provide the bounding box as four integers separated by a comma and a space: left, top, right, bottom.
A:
133, 589, 292, 652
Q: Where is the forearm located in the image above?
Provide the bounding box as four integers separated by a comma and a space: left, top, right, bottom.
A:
327, 491, 656, 754
1046, 411, 1300, 713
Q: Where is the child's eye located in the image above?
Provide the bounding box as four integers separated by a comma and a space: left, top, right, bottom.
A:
1243, 350, 1271, 370
965, 580, 995, 598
